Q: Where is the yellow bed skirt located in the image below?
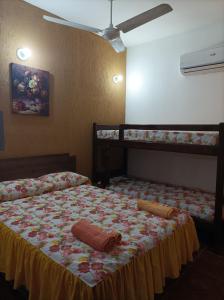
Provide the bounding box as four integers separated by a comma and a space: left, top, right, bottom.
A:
0, 218, 199, 300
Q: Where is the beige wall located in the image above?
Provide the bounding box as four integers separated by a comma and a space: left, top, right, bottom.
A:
0, 0, 126, 176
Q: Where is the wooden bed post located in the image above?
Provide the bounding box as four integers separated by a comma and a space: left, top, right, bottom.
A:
92, 123, 110, 186
92, 123, 97, 183
123, 148, 128, 176
119, 124, 125, 141
214, 122, 224, 244
119, 124, 128, 176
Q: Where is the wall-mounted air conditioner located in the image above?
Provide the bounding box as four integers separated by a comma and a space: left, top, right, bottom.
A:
180, 45, 224, 74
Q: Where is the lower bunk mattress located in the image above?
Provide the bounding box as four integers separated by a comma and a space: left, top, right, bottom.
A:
107, 177, 220, 222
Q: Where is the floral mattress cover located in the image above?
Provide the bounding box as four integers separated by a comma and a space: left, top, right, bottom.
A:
97, 129, 218, 146
0, 184, 189, 287
107, 177, 216, 222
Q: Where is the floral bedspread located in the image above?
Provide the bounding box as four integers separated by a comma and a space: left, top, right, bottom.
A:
0, 185, 188, 287
108, 177, 216, 221
97, 129, 218, 146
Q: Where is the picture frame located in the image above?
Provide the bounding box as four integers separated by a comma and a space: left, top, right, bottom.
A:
10, 63, 50, 116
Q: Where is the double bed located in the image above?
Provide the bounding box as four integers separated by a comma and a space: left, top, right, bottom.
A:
0, 154, 199, 300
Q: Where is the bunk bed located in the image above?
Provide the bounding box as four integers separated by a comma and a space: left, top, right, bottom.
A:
92, 123, 224, 243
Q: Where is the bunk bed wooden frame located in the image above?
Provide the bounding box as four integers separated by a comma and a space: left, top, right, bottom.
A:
92, 123, 224, 243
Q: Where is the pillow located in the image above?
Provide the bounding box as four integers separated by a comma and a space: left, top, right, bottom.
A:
38, 171, 90, 191
0, 178, 53, 202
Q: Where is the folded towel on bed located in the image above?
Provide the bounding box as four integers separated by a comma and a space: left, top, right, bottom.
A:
71, 220, 122, 252
137, 199, 178, 219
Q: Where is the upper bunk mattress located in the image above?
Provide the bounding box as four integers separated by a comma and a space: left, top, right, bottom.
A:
107, 177, 217, 222
97, 129, 219, 146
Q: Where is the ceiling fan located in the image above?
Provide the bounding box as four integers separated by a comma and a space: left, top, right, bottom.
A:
43, 0, 173, 53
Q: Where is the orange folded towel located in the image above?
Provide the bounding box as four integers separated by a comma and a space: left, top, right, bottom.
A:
137, 199, 178, 219
71, 219, 122, 252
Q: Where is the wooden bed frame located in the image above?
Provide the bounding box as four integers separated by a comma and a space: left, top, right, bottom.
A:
92, 123, 224, 244
0, 153, 76, 181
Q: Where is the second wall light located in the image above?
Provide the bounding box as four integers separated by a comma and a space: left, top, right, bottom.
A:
113, 74, 123, 84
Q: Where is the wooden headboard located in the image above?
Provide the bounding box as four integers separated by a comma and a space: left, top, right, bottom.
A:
0, 153, 76, 181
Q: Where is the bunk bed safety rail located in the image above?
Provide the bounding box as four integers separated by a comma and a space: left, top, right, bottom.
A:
119, 123, 220, 132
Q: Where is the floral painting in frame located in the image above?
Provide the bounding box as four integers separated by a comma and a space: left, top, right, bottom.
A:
10, 63, 49, 116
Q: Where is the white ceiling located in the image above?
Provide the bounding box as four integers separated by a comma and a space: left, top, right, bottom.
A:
24, 0, 224, 47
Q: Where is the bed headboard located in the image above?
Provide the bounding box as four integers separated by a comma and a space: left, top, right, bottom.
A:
0, 153, 76, 181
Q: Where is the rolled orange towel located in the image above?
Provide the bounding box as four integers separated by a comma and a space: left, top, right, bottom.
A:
71, 219, 122, 252
137, 199, 178, 219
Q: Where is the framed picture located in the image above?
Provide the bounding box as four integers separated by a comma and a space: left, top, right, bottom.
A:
10, 63, 49, 116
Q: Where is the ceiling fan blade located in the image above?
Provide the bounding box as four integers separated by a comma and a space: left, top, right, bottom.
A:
116, 4, 173, 33
109, 37, 126, 53
43, 15, 102, 34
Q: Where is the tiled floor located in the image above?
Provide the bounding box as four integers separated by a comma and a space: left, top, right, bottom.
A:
156, 248, 224, 300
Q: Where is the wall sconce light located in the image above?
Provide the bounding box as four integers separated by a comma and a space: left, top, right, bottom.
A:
113, 74, 123, 84
16, 48, 32, 61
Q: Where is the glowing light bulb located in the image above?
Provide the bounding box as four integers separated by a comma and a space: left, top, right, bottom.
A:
113, 74, 123, 84
16, 48, 32, 61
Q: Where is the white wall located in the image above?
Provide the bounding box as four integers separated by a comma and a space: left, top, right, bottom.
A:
125, 22, 224, 192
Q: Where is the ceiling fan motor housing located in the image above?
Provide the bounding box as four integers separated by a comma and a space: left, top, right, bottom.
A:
102, 27, 120, 40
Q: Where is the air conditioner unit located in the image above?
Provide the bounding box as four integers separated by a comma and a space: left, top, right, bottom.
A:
180, 45, 224, 74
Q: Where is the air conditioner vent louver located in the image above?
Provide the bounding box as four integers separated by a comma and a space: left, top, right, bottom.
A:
180, 45, 224, 74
